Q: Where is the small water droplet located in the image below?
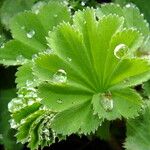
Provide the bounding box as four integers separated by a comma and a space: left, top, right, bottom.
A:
27, 99, 35, 105
16, 55, 27, 64
100, 92, 113, 111
45, 48, 53, 54
21, 26, 25, 30
32, 54, 38, 59
81, 1, 86, 6
66, 57, 72, 62
8, 98, 22, 112
114, 44, 128, 59
54, 14, 58, 18
0, 43, 5, 48
125, 4, 131, 8
57, 99, 63, 104
26, 80, 33, 87
83, 21, 86, 24
53, 69, 67, 83
26, 30, 35, 38
141, 13, 144, 17
9, 119, 19, 129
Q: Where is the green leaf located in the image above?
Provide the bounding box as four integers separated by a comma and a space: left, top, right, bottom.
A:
16, 110, 44, 142
0, 89, 23, 150
0, 0, 37, 29
38, 83, 93, 112
124, 103, 150, 150
51, 100, 101, 135
96, 3, 149, 36
0, 1, 71, 66
113, 0, 150, 24
92, 88, 142, 120
15, 62, 37, 88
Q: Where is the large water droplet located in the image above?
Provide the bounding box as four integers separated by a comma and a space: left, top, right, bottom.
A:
114, 44, 128, 59
26, 30, 35, 38
100, 92, 113, 111
53, 69, 67, 83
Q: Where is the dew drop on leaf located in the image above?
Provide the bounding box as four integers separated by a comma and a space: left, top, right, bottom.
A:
54, 14, 58, 18
125, 3, 131, 8
66, 57, 72, 62
100, 92, 113, 111
16, 55, 27, 64
26, 80, 33, 87
57, 99, 63, 104
53, 69, 67, 83
21, 26, 25, 30
26, 30, 35, 38
0, 43, 5, 48
9, 119, 19, 129
114, 44, 128, 59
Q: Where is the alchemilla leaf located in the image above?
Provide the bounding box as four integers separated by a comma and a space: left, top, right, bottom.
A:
4, 2, 150, 150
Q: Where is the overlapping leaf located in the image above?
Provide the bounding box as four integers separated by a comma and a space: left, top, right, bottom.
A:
0, 1, 71, 66
124, 102, 150, 150
35, 7, 150, 136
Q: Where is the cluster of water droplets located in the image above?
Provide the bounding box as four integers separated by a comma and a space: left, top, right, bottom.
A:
114, 43, 129, 59
8, 81, 41, 114
39, 113, 57, 145
100, 92, 114, 112
52, 69, 67, 84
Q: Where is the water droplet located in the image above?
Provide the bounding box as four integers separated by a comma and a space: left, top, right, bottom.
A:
27, 100, 35, 105
81, 1, 86, 6
54, 14, 58, 18
53, 69, 67, 83
16, 55, 27, 64
45, 48, 53, 54
100, 92, 113, 111
26, 30, 35, 38
57, 99, 63, 104
26, 80, 33, 87
83, 21, 86, 24
0, 43, 5, 48
66, 57, 72, 62
125, 4, 131, 8
141, 13, 144, 17
32, 54, 38, 59
114, 44, 128, 59
9, 119, 19, 129
8, 98, 22, 112
21, 26, 25, 30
